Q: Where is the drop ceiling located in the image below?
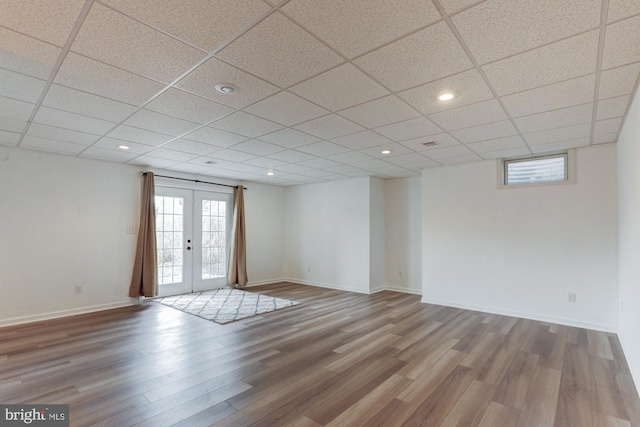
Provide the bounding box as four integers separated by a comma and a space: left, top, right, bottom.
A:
1, 0, 638, 186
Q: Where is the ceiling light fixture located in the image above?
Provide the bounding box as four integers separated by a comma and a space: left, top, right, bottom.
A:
438, 93, 454, 101
381, 150, 392, 154
215, 83, 237, 94
117, 145, 130, 150
267, 171, 275, 176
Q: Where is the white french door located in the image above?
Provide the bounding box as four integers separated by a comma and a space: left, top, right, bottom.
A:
155, 187, 232, 297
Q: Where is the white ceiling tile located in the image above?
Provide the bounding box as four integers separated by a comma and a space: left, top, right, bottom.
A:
339, 96, 420, 128
480, 147, 531, 160
162, 139, 222, 156
0, 115, 27, 133
438, 0, 483, 14
298, 169, 346, 179
402, 158, 441, 170
514, 103, 593, 134
596, 95, 630, 121
79, 146, 138, 162
102, 0, 270, 52
424, 144, 474, 160
93, 137, 155, 154
71, 3, 205, 83
55, 53, 165, 106
276, 173, 321, 184
529, 137, 590, 153
107, 125, 173, 146
0, 68, 46, 103
0, 97, 35, 121
594, 117, 623, 136
146, 148, 200, 163
274, 163, 314, 174
43, 84, 138, 122
209, 169, 262, 180
209, 111, 283, 138
524, 123, 592, 146
602, 15, 640, 70
206, 149, 258, 162
482, 30, 599, 96
374, 167, 419, 178
428, 100, 507, 131
383, 152, 432, 165
452, 0, 601, 64
355, 21, 473, 91
322, 164, 369, 177
184, 126, 248, 148
399, 133, 462, 151
598, 63, 640, 100
124, 110, 200, 137
243, 157, 287, 169
244, 91, 329, 127
293, 114, 364, 140
145, 88, 235, 124
593, 133, 618, 144
217, 12, 343, 88
0, 28, 61, 79
359, 143, 414, 158
331, 130, 392, 150
27, 123, 99, 145
0, 0, 84, 47
21, 135, 86, 155
296, 141, 350, 157
326, 150, 375, 164
176, 57, 279, 109
127, 155, 181, 168
282, 0, 440, 58
266, 150, 316, 163
451, 120, 518, 144
258, 128, 320, 149
466, 135, 528, 153
438, 154, 483, 166
348, 158, 393, 171
229, 139, 286, 156
223, 163, 273, 176
608, 0, 640, 22
0, 130, 20, 146
398, 69, 494, 116
502, 74, 596, 118
298, 158, 342, 169
33, 106, 116, 135
289, 64, 389, 111
185, 157, 234, 169
374, 117, 441, 142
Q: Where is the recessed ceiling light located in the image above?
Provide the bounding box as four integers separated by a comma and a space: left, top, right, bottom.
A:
215, 83, 237, 94
267, 171, 275, 176
381, 150, 392, 154
117, 145, 130, 150
438, 93, 454, 101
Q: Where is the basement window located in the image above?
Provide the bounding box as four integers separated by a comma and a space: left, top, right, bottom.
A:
502, 153, 568, 186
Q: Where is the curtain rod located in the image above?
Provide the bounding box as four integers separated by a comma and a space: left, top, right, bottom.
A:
145, 173, 248, 190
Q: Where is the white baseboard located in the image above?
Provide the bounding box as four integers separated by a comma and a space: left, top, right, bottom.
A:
0, 300, 138, 328
385, 285, 422, 295
282, 277, 370, 294
421, 296, 617, 333
618, 333, 640, 396
245, 278, 288, 287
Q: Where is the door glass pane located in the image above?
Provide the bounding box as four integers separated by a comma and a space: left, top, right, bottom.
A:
155, 196, 184, 285
201, 199, 227, 280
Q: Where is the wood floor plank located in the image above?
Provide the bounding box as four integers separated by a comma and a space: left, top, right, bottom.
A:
0, 282, 636, 427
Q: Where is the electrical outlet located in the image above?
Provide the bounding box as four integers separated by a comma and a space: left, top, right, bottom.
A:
75, 285, 83, 294
568, 292, 576, 303
127, 225, 137, 234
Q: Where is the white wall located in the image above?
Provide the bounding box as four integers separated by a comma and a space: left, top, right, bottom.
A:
370, 177, 386, 292
617, 90, 640, 388
244, 182, 285, 285
284, 177, 372, 293
385, 177, 422, 294
0, 147, 285, 325
422, 144, 619, 331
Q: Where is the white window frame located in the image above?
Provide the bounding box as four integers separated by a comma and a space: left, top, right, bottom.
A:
497, 150, 576, 189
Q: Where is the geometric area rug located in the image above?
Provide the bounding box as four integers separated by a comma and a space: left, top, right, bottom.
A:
152, 288, 300, 324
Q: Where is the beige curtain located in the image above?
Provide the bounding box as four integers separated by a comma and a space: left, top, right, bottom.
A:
128, 172, 158, 298
227, 186, 248, 288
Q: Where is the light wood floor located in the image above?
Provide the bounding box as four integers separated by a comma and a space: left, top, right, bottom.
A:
1, 282, 638, 427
